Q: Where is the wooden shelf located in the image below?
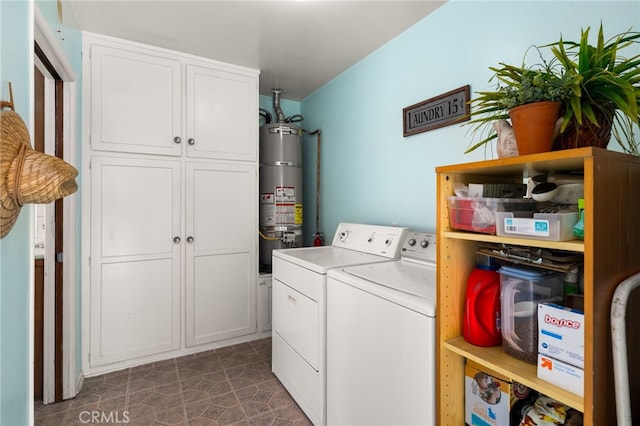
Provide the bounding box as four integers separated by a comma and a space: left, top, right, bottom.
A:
444, 337, 584, 412
436, 147, 640, 425
442, 231, 585, 252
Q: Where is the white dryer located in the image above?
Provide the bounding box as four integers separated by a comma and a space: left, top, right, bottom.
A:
326, 231, 437, 426
272, 223, 409, 425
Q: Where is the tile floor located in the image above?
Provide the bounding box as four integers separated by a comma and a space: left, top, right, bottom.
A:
34, 338, 312, 425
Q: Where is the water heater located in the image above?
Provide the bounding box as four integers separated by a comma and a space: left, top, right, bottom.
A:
259, 90, 303, 270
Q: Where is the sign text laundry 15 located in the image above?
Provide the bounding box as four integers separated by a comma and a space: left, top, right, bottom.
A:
403, 85, 470, 137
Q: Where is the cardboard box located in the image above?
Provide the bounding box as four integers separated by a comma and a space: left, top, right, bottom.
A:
465, 364, 510, 426
538, 303, 584, 368
537, 354, 584, 397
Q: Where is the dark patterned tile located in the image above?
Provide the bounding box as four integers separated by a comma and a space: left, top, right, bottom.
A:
155, 381, 183, 396
240, 399, 271, 418
209, 392, 240, 409
184, 399, 212, 420
206, 380, 234, 397
127, 403, 158, 422
34, 399, 73, 419
267, 391, 295, 410
255, 379, 286, 394
67, 392, 101, 409
182, 389, 210, 405
155, 405, 187, 425
247, 412, 275, 426
60, 402, 100, 425
103, 371, 130, 387
34, 338, 309, 426
97, 395, 126, 412
234, 384, 260, 402
271, 402, 307, 423
215, 404, 247, 425
187, 417, 219, 426
178, 354, 222, 373
34, 411, 67, 426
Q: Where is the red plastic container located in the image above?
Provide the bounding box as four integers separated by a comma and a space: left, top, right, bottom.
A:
463, 261, 502, 347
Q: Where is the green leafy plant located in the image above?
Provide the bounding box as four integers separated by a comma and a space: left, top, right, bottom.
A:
465, 24, 640, 155
547, 25, 640, 154
464, 54, 574, 154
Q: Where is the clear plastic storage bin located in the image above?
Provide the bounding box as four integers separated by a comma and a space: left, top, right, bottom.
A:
499, 265, 563, 364
447, 197, 536, 235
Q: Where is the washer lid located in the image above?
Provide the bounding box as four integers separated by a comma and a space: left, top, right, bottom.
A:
329, 260, 436, 316
272, 246, 393, 274
345, 260, 435, 297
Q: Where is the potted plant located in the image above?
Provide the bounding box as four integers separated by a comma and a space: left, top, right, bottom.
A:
546, 25, 640, 154
465, 51, 575, 156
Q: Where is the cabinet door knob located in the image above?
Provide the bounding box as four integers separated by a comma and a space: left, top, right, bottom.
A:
174, 136, 182, 144
173, 236, 181, 244
187, 236, 194, 244
188, 138, 195, 146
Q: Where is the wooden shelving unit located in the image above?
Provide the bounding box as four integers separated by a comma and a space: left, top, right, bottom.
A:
435, 147, 640, 425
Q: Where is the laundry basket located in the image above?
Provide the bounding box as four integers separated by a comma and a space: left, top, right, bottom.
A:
611, 272, 640, 426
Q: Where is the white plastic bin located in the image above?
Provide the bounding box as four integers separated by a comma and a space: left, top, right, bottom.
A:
496, 211, 579, 241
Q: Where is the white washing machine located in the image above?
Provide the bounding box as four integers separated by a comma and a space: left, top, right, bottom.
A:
272, 223, 409, 425
326, 231, 437, 426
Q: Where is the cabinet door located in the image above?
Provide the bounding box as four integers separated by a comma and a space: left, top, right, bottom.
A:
185, 64, 258, 161
90, 45, 182, 156
185, 161, 257, 346
90, 156, 181, 366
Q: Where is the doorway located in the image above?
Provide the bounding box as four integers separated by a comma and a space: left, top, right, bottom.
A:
33, 7, 80, 404
34, 47, 65, 404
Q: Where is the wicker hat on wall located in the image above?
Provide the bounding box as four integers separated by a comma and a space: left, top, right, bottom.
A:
1, 109, 78, 238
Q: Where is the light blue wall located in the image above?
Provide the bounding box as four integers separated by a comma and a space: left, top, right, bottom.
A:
300, 0, 640, 244
1, 1, 33, 423
0, 1, 82, 422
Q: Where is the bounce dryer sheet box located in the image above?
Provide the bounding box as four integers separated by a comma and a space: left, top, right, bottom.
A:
465, 363, 510, 426
537, 354, 584, 397
538, 303, 584, 368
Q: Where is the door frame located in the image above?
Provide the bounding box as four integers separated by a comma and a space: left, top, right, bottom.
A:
34, 7, 80, 401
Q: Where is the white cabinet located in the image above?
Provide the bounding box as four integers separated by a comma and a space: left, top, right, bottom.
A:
88, 40, 258, 162
89, 45, 182, 156
83, 33, 260, 371
186, 65, 257, 161
89, 156, 182, 364
185, 161, 257, 346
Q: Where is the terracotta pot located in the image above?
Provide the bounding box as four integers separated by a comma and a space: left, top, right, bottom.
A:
509, 101, 561, 155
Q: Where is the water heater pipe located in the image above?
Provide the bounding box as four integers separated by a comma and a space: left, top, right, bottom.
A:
272, 88, 286, 123
308, 129, 323, 245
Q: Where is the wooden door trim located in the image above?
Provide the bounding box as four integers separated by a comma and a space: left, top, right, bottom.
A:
34, 6, 80, 401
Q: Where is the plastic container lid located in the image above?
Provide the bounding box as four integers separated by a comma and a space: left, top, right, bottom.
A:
498, 265, 559, 280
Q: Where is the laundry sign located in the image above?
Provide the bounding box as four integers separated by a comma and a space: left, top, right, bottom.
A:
403, 85, 470, 137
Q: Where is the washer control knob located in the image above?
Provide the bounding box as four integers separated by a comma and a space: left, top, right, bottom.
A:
420, 240, 429, 248
385, 239, 391, 246
408, 238, 417, 246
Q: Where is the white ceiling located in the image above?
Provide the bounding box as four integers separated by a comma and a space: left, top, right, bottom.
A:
65, 1, 446, 101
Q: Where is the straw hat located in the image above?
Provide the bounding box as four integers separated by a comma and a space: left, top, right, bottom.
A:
1, 110, 78, 238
